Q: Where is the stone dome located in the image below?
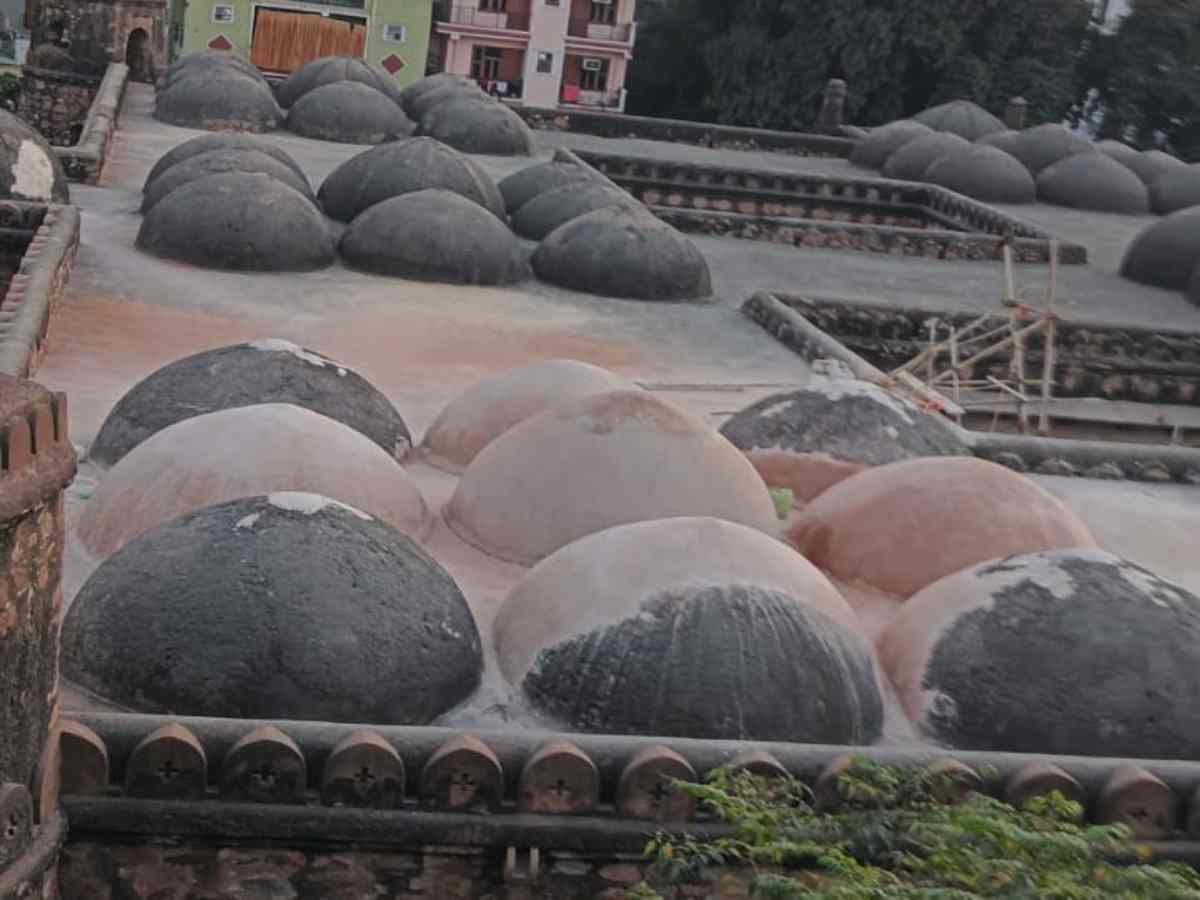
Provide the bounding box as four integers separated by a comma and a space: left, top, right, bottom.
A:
76, 403, 431, 559
160, 51, 267, 91
1148, 164, 1200, 215
719, 378, 970, 502
975, 130, 1021, 154
1097, 139, 1139, 165
913, 100, 1006, 141
140, 148, 315, 213
144, 133, 305, 191
881, 132, 969, 181
848, 120, 932, 169
417, 98, 535, 156
532, 206, 712, 301
137, 172, 336, 272
399, 72, 478, 116
89, 340, 412, 468
285, 81, 414, 144
512, 181, 637, 239
0, 109, 69, 203
339, 189, 523, 284
1007, 124, 1094, 174
1036, 152, 1150, 214
499, 159, 600, 215
922, 144, 1036, 203
1119, 206, 1200, 289
446, 390, 777, 565
63, 494, 481, 724
420, 359, 633, 472
787, 457, 1098, 598
878, 549, 1200, 758
155, 69, 282, 133
317, 137, 505, 223
407, 83, 489, 123
1120, 148, 1186, 186
276, 56, 405, 109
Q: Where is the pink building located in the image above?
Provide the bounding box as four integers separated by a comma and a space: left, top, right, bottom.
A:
429, 0, 636, 112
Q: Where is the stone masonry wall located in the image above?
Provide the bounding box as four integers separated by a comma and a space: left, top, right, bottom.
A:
19, 67, 98, 147
30, 0, 166, 78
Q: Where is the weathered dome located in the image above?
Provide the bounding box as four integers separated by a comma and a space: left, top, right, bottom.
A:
913, 100, 1006, 141
512, 181, 637, 239
407, 83, 489, 122
0, 109, 69, 203
317, 137, 505, 223
417, 98, 535, 156
1007, 124, 1094, 174
922, 144, 1036, 203
1120, 206, 1200, 289
719, 378, 970, 502
499, 159, 599, 215
76, 403, 431, 559
340, 189, 523, 284
532, 206, 712, 301
155, 69, 282, 132
881, 131, 969, 181
1036, 151, 1150, 214
1120, 148, 1186, 186
1097, 139, 1140, 165
878, 549, 1200, 758
140, 148, 315, 213
787, 457, 1098, 598
63, 494, 481, 724
276, 55, 405, 109
89, 340, 412, 468
1149, 164, 1200, 215
285, 81, 414, 144
420, 359, 633, 472
446, 390, 777, 565
848, 120, 932, 169
160, 51, 267, 91
144, 133, 305, 191
136, 172, 336, 272
399, 72, 478, 117
975, 130, 1022, 154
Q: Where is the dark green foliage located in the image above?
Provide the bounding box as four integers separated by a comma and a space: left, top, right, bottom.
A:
633, 760, 1200, 898
626, 0, 1091, 129
0, 74, 19, 114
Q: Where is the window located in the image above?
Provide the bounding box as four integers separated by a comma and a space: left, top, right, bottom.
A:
536, 51, 553, 74
579, 56, 608, 91
588, 0, 615, 24
382, 23, 406, 42
471, 45, 503, 81
480, 0, 507, 10
211, 4, 234, 23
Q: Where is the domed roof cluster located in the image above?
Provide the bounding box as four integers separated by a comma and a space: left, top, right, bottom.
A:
277, 56, 406, 109
399, 72, 535, 156
155, 51, 282, 132
0, 109, 70, 203
274, 56, 415, 144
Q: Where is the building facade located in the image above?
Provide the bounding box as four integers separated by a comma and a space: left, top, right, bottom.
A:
26, 0, 167, 78
430, 0, 636, 112
170, 0, 432, 85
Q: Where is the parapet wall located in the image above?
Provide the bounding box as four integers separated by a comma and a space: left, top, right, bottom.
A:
50, 63, 130, 185
19, 66, 100, 148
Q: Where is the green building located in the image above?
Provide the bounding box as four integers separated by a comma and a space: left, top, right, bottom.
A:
169, 0, 432, 87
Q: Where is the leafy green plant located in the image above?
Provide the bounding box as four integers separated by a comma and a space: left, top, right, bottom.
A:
0, 73, 20, 113
631, 759, 1200, 899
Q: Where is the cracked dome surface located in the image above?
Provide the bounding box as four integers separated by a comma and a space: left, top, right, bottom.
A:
499, 159, 600, 215
63, 494, 481, 724
878, 549, 1200, 757
848, 120, 932, 169
77, 403, 431, 559
446, 390, 778, 565
0, 109, 69, 203
285, 81, 415, 144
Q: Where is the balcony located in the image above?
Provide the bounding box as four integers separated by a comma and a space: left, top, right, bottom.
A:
435, 3, 531, 32
560, 86, 623, 110
566, 18, 633, 43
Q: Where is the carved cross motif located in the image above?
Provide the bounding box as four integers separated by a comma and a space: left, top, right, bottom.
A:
552, 778, 570, 798
354, 766, 376, 788
249, 764, 278, 788
650, 780, 672, 805
158, 758, 181, 782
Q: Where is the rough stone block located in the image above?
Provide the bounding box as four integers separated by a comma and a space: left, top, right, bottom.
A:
0, 782, 33, 870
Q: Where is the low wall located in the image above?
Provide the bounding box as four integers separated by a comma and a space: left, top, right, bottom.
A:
19, 66, 99, 148
51, 63, 130, 185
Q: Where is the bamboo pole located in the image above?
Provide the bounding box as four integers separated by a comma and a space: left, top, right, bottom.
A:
927, 318, 1048, 387
1038, 239, 1059, 435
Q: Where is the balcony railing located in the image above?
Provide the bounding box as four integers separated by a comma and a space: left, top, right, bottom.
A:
436, 3, 531, 32
566, 18, 633, 42
561, 87, 623, 110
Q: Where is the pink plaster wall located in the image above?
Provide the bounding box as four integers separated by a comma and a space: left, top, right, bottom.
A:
523, 0, 570, 107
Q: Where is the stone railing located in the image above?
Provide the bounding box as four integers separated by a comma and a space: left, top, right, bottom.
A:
0, 203, 81, 378
51, 63, 130, 184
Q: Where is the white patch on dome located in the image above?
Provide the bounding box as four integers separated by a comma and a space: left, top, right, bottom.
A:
755, 399, 794, 419
12, 140, 54, 201
235, 512, 261, 531
972, 548, 1122, 604
248, 338, 354, 373
1114, 560, 1190, 609
808, 375, 916, 425
885, 426, 899, 439
441, 621, 463, 640
266, 491, 373, 520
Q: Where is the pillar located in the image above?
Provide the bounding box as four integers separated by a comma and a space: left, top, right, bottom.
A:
1005, 96, 1027, 131
818, 78, 847, 134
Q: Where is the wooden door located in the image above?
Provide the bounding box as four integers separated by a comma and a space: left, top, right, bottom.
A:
250, 9, 366, 74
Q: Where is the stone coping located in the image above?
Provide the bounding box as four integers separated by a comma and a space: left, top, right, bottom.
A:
0, 810, 65, 897
0, 203, 81, 380
51, 63, 129, 184
57, 712, 1200, 843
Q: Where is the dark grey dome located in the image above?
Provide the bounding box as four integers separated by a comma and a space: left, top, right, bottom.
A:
499, 160, 599, 215
144, 133, 305, 191
155, 69, 282, 133
340, 188, 524, 284
923, 144, 1036, 203
160, 51, 267, 91
881, 131, 969, 181
532, 207, 712, 301
512, 181, 637, 239
1008, 124, 1093, 174
140, 148, 315, 213
1120, 205, 1200, 288
523, 584, 883, 742
62, 494, 483, 724
0, 109, 69, 203
408, 83, 489, 122
1036, 152, 1150, 214
848, 120, 932, 169
286, 81, 414, 144
1149, 164, 1200, 215
137, 172, 336, 272
1121, 149, 1186, 186
89, 341, 412, 467
976, 130, 1022, 154
913, 100, 1005, 141
417, 98, 535, 156
318, 137, 504, 222
1097, 139, 1139, 164
276, 56, 405, 109
400, 72, 479, 117
879, 549, 1200, 758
